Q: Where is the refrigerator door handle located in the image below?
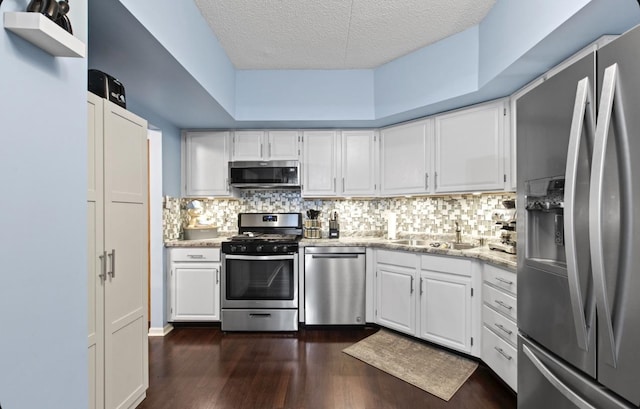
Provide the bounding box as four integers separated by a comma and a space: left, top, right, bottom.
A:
523, 344, 597, 409
591, 63, 628, 368
564, 77, 594, 352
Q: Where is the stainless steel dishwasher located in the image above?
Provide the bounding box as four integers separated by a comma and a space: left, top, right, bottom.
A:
304, 247, 366, 325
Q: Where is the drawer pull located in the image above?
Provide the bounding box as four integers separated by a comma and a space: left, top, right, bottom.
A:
495, 277, 514, 285
494, 346, 513, 360
187, 254, 205, 259
494, 323, 513, 335
494, 300, 513, 310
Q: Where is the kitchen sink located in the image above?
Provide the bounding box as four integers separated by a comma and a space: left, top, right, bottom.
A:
450, 242, 477, 250
390, 239, 430, 246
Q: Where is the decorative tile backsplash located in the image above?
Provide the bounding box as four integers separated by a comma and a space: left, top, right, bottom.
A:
163, 190, 515, 241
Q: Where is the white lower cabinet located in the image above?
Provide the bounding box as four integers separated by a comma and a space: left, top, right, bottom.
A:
375, 250, 418, 335
481, 264, 518, 391
418, 255, 477, 355
168, 248, 221, 321
419, 270, 472, 352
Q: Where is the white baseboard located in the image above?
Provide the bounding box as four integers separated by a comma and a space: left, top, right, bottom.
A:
148, 324, 174, 337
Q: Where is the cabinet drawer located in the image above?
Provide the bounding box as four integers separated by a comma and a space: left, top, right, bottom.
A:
482, 326, 517, 391
482, 305, 517, 347
484, 264, 517, 295
376, 249, 418, 269
421, 254, 471, 276
170, 248, 220, 262
482, 283, 517, 321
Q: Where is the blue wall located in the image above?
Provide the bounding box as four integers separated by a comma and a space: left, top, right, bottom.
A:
0, 1, 88, 408
236, 69, 375, 121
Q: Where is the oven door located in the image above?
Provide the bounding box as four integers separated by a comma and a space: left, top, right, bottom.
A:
222, 254, 298, 309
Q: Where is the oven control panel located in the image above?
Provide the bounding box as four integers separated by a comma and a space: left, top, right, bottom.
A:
221, 241, 299, 255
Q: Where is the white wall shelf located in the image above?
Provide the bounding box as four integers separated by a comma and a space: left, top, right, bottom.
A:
3, 12, 85, 58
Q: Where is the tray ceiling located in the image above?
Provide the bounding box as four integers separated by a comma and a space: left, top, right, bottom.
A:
194, 0, 496, 69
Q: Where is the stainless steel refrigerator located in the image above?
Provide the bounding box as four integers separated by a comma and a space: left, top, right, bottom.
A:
517, 23, 640, 409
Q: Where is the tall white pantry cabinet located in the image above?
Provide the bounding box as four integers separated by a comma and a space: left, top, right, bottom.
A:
87, 93, 149, 409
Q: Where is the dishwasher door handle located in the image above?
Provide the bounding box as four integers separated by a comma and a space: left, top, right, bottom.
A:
311, 254, 361, 259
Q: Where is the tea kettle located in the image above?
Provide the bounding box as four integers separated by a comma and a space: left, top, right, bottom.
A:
27, 0, 73, 34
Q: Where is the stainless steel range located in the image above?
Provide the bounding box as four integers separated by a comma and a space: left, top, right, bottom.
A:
221, 213, 302, 331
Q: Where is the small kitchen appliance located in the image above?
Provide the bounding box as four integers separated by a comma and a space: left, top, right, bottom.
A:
329, 211, 339, 238
221, 213, 303, 331
88, 69, 126, 108
488, 199, 517, 254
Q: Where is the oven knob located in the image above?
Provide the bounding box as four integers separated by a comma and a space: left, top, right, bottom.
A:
240, 245, 248, 252
230, 245, 237, 252
281, 245, 289, 253
272, 245, 279, 252
256, 245, 263, 252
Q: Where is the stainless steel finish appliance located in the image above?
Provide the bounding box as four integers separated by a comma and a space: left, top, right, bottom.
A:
488, 200, 517, 254
517, 25, 640, 409
304, 247, 366, 325
228, 160, 300, 189
221, 213, 302, 331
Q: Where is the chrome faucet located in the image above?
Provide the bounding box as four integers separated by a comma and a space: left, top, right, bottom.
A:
454, 221, 462, 244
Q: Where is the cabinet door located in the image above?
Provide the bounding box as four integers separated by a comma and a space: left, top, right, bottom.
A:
267, 130, 299, 160
172, 264, 220, 321
103, 100, 148, 409
87, 93, 105, 409
341, 130, 378, 196
302, 130, 339, 197
434, 100, 506, 193
376, 264, 416, 335
380, 119, 431, 195
419, 270, 472, 353
232, 130, 265, 161
184, 131, 231, 197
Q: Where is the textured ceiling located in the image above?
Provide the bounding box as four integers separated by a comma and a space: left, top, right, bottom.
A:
194, 0, 497, 70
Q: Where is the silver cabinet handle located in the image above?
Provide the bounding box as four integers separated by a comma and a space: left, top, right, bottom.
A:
494, 277, 514, 285
98, 251, 107, 281
342, 177, 345, 192
494, 299, 512, 310
187, 254, 205, 259
260, 143, 264, 158
107, 249, 116, 278
333, 178, 336, 192
215, 268, 219, 284
565, 76, 595, 352
434, 172, 438, 190
494, 346, 513, 361
425, 173, 429, 190
494, 323, 513, 335
523, 344, 596, 409
420, 277, 423, 295
410, 276, 414, 294
269, 142, 272, 158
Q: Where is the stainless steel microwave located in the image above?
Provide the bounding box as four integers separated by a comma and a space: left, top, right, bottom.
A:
228, 160, 300, 189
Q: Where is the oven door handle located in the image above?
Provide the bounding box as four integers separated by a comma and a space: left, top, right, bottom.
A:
223, 254, 295, 261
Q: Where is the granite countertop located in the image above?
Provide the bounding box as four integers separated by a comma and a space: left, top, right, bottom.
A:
165, 235, 517, 272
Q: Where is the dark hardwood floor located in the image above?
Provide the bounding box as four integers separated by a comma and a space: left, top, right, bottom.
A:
138, 326, 516, 409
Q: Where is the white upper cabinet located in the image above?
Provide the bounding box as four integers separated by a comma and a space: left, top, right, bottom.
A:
433, 99, 508, 193
183, 131, 233, 197
302, 130, 378, 197
301, 130, 339, 197
232, 130, 299, 161
267, 131, 300, 160
341, 130, 378, 197
380, 119, 432, 195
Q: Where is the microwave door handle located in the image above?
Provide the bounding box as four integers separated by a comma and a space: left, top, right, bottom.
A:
591, 63, 630, 368
564, 77, 594, 352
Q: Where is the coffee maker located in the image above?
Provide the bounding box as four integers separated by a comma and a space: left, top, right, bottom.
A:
488, 199, 517, 254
